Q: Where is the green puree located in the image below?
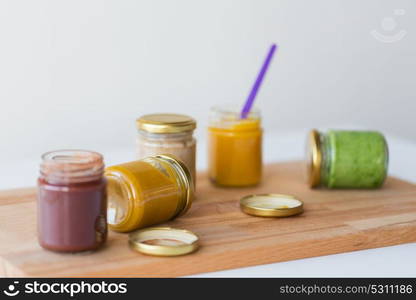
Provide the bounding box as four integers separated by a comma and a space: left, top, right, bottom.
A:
321, 130, 388, 188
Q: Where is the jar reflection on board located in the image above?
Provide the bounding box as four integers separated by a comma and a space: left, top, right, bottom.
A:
208, 106, 262, 187
105, 154, 194, 233
37, 150, 107, 252
136, 114, 196, 187
307, 129, 389, 189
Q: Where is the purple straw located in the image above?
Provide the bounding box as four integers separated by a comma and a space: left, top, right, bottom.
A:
240, 44, 277, 119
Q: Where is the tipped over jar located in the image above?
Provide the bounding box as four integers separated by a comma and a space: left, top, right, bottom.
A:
307, 129, 389, 189
105, 154, 194, 233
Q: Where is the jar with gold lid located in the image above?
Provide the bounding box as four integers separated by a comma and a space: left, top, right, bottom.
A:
105, 154, 194, 232
136, 114, 197, 186
307, 129, 388, 189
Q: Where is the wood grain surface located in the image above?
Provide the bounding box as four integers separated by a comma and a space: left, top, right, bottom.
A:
1, 161, 416, 277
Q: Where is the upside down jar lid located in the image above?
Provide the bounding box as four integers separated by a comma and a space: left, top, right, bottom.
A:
136, 114, 197, 133
128, 227, 199, 256
240, 194, 304, 217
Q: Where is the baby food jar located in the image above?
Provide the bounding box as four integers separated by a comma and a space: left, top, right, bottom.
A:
37, 150, 107, 252
307, 129, 389, 189
208, 106, 262, 186
136, 114, 197, 186
105, 154, 194, 232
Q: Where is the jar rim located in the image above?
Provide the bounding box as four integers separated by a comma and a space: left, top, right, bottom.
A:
209, 106, 261, 130
40, 149, 104, 184
210, 105, 261, 118
155, 154, 194, 217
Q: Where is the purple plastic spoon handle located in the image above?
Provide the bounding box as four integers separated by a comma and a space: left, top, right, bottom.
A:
241, 44, 277, 119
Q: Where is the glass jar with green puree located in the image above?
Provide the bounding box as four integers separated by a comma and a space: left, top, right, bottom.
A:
307, 129, 388, 189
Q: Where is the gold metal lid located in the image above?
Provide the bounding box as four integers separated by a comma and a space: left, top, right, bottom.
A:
307, 129, 322, 188
240, 194, 304, 217
129, 227, 199, 256
155, 154, 194, 217
136, 114, 196, 133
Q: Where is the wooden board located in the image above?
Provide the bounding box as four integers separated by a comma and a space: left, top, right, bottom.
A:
1, 161, 416, 277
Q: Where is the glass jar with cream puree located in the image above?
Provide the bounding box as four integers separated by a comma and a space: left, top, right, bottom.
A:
208, 106, 262, 186
136, 114, 196, 186
37, 150, 107, 252
105, 154, 194, 233
307, 129, 388, 189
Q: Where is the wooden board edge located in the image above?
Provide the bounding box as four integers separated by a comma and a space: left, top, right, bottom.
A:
18, 222, 416, 278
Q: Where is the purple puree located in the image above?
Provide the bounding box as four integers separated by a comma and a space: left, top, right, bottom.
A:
37, 177, 107, 252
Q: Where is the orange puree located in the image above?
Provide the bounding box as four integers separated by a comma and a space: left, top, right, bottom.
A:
105, 156, 190, 232
208, 117, 262, 186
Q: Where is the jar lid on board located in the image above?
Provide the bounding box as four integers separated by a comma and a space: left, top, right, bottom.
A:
136, 114, 196, 133
129, 227, 199, 256
240, 194, 304, 217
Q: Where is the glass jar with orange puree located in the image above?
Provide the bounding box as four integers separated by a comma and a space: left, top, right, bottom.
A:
208, 106, 262, 186
105, 155, 194, 232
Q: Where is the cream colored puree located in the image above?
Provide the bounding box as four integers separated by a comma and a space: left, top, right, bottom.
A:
136, 135, 196, 184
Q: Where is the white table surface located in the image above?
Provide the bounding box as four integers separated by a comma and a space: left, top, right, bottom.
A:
2, 130, 416, 277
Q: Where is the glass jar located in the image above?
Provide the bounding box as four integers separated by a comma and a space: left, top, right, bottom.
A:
105, 154, 194, 232
37, 150, 107, 252
307, 129, 389, 189
208, 106, 262, 186
136, 114, 197, 187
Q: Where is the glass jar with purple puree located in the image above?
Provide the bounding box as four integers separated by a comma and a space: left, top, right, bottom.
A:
37, 150, 107, 252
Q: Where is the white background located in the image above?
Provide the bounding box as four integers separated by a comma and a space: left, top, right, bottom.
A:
0, 0, 415, 172
0, 0, 415, 277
